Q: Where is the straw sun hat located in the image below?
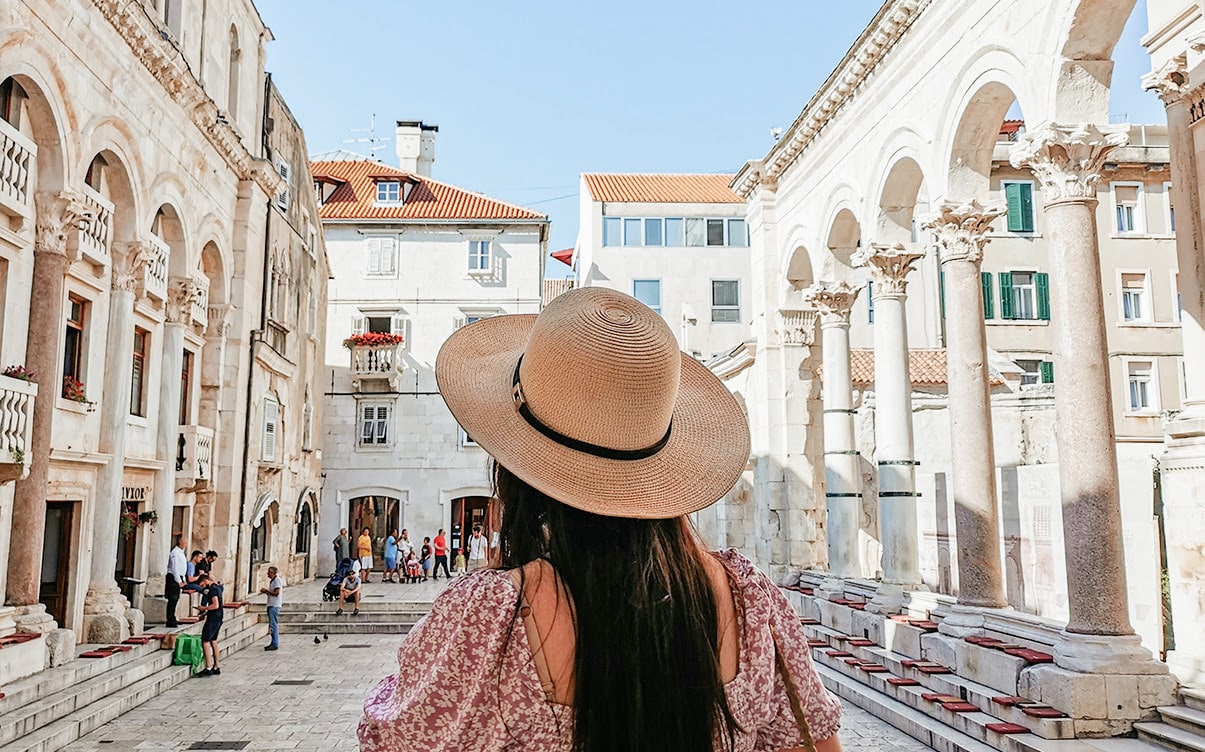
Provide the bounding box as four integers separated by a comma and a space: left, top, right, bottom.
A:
435, 286, 751, 520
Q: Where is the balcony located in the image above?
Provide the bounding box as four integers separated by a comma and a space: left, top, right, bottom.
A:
176, 425, 214, 489
143, 235, 169, 300
77, 184, 114, 266
0, 374, 37, 483
191, 276, 209, 328
0, 118, 34, 224
350, 341, 405, 391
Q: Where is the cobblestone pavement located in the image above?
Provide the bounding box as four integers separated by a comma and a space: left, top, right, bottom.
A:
61, 629, 935, 752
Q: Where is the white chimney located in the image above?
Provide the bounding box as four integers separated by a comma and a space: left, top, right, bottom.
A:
395, 120, 437, 176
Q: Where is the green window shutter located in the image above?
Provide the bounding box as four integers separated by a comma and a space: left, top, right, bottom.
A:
1036, 272, 1051, 320
939, 271, 946, 319
981, 272, 994, 320
1039, 361, 1054, 384
1019, 183, 1035, 233
998, 271, 1014, 320
1005, 183, 1024, 232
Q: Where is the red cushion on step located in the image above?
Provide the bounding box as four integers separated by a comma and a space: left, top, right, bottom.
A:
800, 588, 814, 595
859, 664, 889, 673
922, 693, 962, 703
106, 645, 133, 652
887, 678, 921, 686
847, 639, 876, 647
1022, 707, 1067, 719
850, 603, 866, 611
917, 665, 952, 674
799, 618, 820, 625
965, 636, 996, 645
901, 659, 930, 667
826, 650, 853, 658
912, 621, 939, 630
942, 701, 980, 713
121, 638, 150, 644
843, 657, 863, 665
986, 723, 1030, 735
80, 650, 112, 658
830, 598, 854, 605
831, 635, 851, 643
1005, 648, 1054, 663
807, 640, 827, 647
992, 696, 1029, 707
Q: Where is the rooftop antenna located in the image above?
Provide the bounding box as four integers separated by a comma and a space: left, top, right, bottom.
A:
344, 114, 392, 159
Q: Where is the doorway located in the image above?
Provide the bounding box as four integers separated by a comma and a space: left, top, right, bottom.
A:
449, 496, 493, 559
348, 496, 400, 560
40, 501, 77, 625
296, 499, 313, 579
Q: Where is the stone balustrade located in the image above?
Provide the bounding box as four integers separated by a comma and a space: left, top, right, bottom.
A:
176, 424, 214, 488
77, 184, 113, 266
350, 342, 404, 390
143, 235, 169, 300
0, 117, 35, 222
191, 276, 209, 328
0, 374, 37, 483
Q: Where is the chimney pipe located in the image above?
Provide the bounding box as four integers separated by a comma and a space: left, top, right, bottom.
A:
396, 120, 437, 177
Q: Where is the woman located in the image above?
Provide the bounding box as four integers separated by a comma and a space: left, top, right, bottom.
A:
420, 536, 433, 582
360, 288, 842, 752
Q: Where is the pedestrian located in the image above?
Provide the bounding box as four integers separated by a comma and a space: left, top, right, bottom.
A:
164, 535, 188, 628
453, 549, 466, 575
195, 573, 224, 677
420, 537, 433, 581
358, 288, 843, 751
337, 568, 362, 616
182, 550, 205, 593
432, 528, 451, 579
333, 528, 350, 564
384, 529, 399, 584
357, 527, 374, 582
466, 526, 488, 572
398, 529, 414, 561
259, 565, 284, 651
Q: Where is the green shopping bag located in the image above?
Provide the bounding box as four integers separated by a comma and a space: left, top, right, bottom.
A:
172, 633, 204, 673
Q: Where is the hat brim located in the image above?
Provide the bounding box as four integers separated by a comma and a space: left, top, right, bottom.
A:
436, 314, 751, 520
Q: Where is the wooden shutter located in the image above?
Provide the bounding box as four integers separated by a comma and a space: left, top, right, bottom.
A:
366, 238, 381, 275
262, 398, 279, 461
939, 271, 946, 319
1019, 184, 1035, 233
381, 238, 397, 275
982, 272, 994, 320
1036, 273, 1050, 320
351, 316, 365, 335
998, 272, 1013, 320
1039, 361, 1054, 384
1005, 183, 1024, 232
360, 405, 374, 444
390, 315, 406, 336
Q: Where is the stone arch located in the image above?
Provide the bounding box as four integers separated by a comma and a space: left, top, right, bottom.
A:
876, 156, 927, 245
825, 207, 862, 273
1045, 0, 1139, 122
0, 33, 77, 194
77, 139, 142, 248
1056, 0, 1137, 62
782, 240, 817, 310
199, 240, 227, 306
151, 202, 189, 278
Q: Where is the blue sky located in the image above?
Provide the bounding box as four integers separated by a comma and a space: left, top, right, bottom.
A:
258, 1, 1164, 278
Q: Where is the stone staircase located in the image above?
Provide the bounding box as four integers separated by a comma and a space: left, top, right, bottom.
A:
1136, 689, 1205, 752
251, 599, 431, 635
0, 606, 267, 752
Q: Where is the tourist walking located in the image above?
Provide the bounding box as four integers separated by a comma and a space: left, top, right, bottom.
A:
432, 529, 450, 579
195, 573, 224, 677
164, 535, 188, 628
259, 566, 284, 651
466, 526, 488, 572
384, 530, 399, 584
333, 528, 350, 563
359, 288, 843, 752
420, 537, 433, 581
357, 527, 374, 582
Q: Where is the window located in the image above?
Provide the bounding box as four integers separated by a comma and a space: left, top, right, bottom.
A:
1121, 273, 1149, 322
376, 181, 401, 205
179, 350, 194, 425
365, 237, 397, 276
262, 397, 279, 462
706, 219, 725, 246
623, 218, 642, 247
665, 218, 685, 247
1003, 182, 1035, 233
130, 328, 149, 417
250, 519, 268, 564
459, 426, 478, 448
1166, 182, 1176, 234
274, 160, 290, 210
685, 218, 706, 247
62, 296, 87, 398
1113, 183, 1143, 234
302, 395, 313, 452
1016, 359, 1041, 387
295, 502, 313, 554
359, 404, 390, 446
468, 240, 492, 274
603, 217, 621, 246
1126, 361, 1157, 413
727, 219, 748, 247
1040, 361, 1054, 385
867, 280, 875, 324
632, 279, 661, 315
644, 218, 664, 246
711, 280, 740, 323
998, 271, 1050, 321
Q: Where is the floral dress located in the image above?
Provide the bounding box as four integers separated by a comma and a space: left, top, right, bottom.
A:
359, 549, 841, 751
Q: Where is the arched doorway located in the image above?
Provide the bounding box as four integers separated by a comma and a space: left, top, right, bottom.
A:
450, 496, 494, 563
295, 491, 316, 579
348, 495, 400, 563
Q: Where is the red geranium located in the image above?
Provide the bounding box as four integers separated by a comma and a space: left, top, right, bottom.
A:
62, 376, 89, 403
343, 332, 405, 349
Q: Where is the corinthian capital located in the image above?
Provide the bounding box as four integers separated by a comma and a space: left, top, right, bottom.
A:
112, 242, 150, 294
165, 277, 203, 324
778, 308, 818, 346
1009, 123, 1129, 204
1142, 55, 1191, 105
851, 243, 925, 298
921, 199, 1006, 265
34, 190, 93, 257
803, 281, 861, 326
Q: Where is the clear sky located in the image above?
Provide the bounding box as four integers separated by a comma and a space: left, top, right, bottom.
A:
257, 1, 1165, 278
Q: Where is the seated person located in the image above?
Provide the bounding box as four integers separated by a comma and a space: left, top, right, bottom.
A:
182, 550, 206, 593
197, 550, 217, 578
336, 571, 362, 616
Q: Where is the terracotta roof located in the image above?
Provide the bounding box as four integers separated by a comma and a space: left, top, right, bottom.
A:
582, 173, 745, 204
310, 159, 546, 221
550, 248, 574, 267
848, 349, 1005, 387
543, 278, 574, 307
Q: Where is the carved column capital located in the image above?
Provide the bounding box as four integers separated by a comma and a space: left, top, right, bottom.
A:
778, 308, 818, 346
851, 243, 925, 298
921, 199, 1006, 266
34, 190, 93, 258
803, 281, 861, 327
1009, 123, 1129, 205
1142, 54, 1191, 105
207, 304, 234, 338
165, 277, 203, 324
112, 242, 151, 294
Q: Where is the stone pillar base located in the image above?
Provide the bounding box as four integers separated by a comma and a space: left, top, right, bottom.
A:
937, 604, 988, 637
126, 607, 145, 636
45, 628, 76, 667
867, 583, 909, 615
1020, 661, 1179, 736
140, 595, 168, 625
819, 575, 847, 600
12, 603, 58, 635
1054, 631, 1173, 675
83, 584, 132, 644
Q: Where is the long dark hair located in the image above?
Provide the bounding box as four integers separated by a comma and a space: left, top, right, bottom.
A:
493, 461, 740, 752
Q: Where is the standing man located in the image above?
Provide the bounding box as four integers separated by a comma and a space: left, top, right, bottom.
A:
165, 535, 188, 628
357, 527, 374, 582
259, 566, 284, 651
433, 529, 450, 579
195, 573, 224, 677
467, 526, 489, 572
333, 528, 350, 564
384, 530, 399, 584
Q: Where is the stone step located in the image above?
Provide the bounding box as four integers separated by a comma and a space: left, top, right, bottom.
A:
277, 621, 416, 635
275, 610, 427, 623
1183, 690, 1205, 714
1136, 722, 1205, 752
263, 601, 434, 613
1160, 706, 1205, 736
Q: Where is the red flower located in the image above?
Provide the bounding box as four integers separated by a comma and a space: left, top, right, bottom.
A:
62, 376, 89, 403
343, 332, 405, 349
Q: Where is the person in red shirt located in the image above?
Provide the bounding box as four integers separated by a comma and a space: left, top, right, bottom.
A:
432, 529, 451, 579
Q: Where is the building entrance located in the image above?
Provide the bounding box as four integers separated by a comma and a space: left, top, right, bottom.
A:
40, 501, 77, 625
348, 496, 400, 560
449, 496, 493, 560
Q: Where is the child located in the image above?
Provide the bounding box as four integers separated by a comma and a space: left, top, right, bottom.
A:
404, 550, 422, 583
420, 537, 433, 582
454, 549, 466, 575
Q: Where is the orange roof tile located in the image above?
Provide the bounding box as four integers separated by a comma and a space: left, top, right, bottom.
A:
543, 278, 574, 307
847, 349, 1004, 387
310, 159, 546, 222
582, 173, 745, 204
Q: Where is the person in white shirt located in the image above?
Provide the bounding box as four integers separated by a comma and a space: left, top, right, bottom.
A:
259, 566, 285, 651
165, 535, 188, 628
399, 529, 414, 560
467, 527, 489, 572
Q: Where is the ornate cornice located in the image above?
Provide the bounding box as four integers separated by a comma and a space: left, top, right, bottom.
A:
165, 277, 203, 324
921, 199, 1006, 266
112, 241, 150, 294
90, 0, 282, 198
803, 282, 861, 327
852, 243, 925, 298
734, 0, 928, 197
1009, 123, 1129, 205
1142, 54, 1191, 105
34, 190, 93, 258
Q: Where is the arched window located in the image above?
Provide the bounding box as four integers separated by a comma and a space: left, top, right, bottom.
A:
227, 26, 241, 120
1, 77, 28, 129
251, 517, 269, 563
295, 501, 312, 554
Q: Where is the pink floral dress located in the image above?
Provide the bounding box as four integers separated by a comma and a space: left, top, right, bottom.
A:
359, 549, 841, 751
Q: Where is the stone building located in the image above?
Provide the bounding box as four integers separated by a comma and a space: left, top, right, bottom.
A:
0, 0, 327, 683
313, 122, 548, 576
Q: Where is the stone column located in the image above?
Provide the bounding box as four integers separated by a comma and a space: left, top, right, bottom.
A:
922, 200, 1008, 625
83, 243, 150, 643
804, 282, 862, 591
1010, 124, 1171, 674
146, 278, 201, 602
6, 193, 89, 648
853, 243, 925, 613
